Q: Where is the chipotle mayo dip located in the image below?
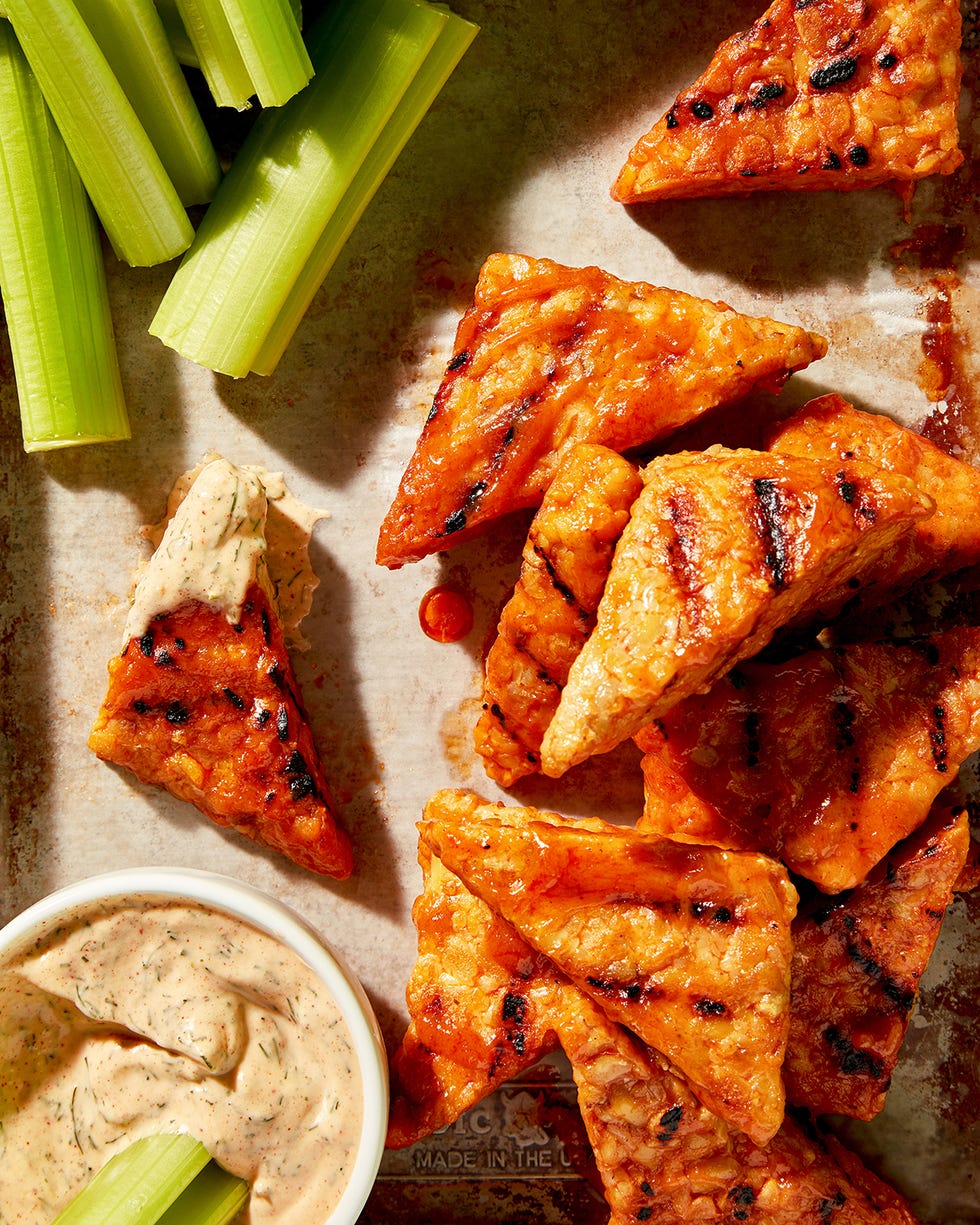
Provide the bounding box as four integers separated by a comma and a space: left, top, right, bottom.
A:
0, 873, 386, 1225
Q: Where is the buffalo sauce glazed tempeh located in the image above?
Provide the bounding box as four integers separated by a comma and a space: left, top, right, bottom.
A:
89, 455, 352, 878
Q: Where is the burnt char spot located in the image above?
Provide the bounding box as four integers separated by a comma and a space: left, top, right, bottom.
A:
441, 479, 488, 538
848, 145, 870, 166
154, 649, 174, 667
636, 1209, 653, 1221
822, 150, 843, 170
447, 349, 470, 371
694, 998, 728, 1016
930, 705, 948, 772
844, 943, 916, 1012
832, 697, 856, 750
288, 774, 316, 801
284, 749, 318, 801
586, 974, 662, 1005
503, 992, 528, 1054
255, 707, 272, 727
836, 471, 857, 503
810, 56, 858, 89
537, 545, 580, 609
139, 631, 155, 657
691, 901, 733, 924
133, 700, 150, 715
276, 706, 289, 741
824, 1025, 885, 1078
691, 99, 714, 119
751, 81, 785, 106
268, 664, 286, 692
165, 700, 190, 725
819, 1191, 847, 1220
260, 607, 272, 645
224, 687, 246, 710
728, 1185, 756, 1220
751, 478, 790, 590
665, 108, 678, 129
878, 52, 898, 68
657, 1104, 683, 1142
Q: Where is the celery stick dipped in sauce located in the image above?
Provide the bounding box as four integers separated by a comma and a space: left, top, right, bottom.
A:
0, 897, 363, 1224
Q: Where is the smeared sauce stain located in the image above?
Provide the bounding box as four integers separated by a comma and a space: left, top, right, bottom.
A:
886, 0, 980, 462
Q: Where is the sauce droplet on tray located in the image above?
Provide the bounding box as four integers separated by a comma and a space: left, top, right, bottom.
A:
419, 584, 473, 642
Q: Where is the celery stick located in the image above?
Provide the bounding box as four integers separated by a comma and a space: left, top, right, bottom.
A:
3, 0, 192, 266
150, 0, 478, 378
73, 0, 220, 206
156, 0, 303, 70
52, 1134, 211, 1224
173, 0, 311, 110
251, 3, 477, 375
155, 0, 200, 67
0, 21, 129, 451
171, 0, 257, 110
156, 1161, 249, 1225
221, 0, 312, 108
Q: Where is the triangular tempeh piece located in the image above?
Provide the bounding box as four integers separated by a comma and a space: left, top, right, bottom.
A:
376, 253, 827, 566
418, 788, 798, 1146
556, 983, 923, 1225
540, 446, 934, 778
785, 804, 970, 1119
767, 394, 980, 625
386, 839, 561, 1149
612, 0, 963, 203
475, 443, 643, 786
635, 627, 980, 892
89, 457, 351, 878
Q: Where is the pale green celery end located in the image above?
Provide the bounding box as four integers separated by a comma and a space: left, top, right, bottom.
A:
173, 0, 254, 110
156, 1162, 249, 1225
221, 0, 313, 108
0, 23, 129, 451
52, 1135, 210, 1223
150, 0, 447, 377
251, 6, 478, 375
73, 0, 220, 206
3, 0, 192, 266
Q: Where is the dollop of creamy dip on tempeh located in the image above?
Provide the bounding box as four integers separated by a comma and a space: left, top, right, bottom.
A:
0, 897, 363, 1224
124, 453, 327, 648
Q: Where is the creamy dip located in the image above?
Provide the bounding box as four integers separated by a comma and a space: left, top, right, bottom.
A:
0, 897, 363, 1225
124, 454, 327, 648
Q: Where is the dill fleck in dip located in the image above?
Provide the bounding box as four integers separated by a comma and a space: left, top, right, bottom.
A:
0, 897, 363, 1224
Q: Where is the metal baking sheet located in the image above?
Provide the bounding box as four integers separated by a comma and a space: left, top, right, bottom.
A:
1, 1, 978, 1220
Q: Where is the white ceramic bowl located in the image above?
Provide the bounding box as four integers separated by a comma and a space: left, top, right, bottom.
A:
0, 867, 388, 1224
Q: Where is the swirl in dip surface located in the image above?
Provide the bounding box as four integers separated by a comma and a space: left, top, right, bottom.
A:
0, 895, 363, 1224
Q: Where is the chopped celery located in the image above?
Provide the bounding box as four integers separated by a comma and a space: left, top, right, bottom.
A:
52, 1134, 211, 1224
73, 0, 220, 206
150, 0, 478, 378
221, 0, 313, 108
0, 21, 129, 451
173, 0, 311, 110
156, 0, 303, 71
171, 0, 255, 110
2, 0, 193, 266
251, 3, 478, 375
157, 1160, 249, 1225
